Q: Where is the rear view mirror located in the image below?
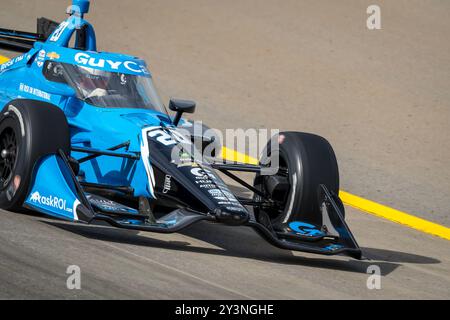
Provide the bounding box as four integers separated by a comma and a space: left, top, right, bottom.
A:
169, 99, 196, 126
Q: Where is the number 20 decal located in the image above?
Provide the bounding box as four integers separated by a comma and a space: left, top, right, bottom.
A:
148, 129, 191, 146
148, 130, 177, 146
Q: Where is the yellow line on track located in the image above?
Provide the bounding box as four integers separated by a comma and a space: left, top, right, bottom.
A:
221, 147, 450, 241
2, 53, 448, 241
0, 55, 10, 64
221, 146, 259, 165
339, 191, 450, 241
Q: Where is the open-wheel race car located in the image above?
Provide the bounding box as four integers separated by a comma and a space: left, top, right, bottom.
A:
0, 0, 362, 259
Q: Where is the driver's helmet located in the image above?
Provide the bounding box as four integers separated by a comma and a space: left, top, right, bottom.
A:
78, 66, 110, 98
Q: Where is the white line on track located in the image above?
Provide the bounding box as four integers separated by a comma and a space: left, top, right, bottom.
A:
99, 241, 256, 300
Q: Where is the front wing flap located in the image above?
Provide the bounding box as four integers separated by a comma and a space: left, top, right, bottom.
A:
247, 185, 363, 259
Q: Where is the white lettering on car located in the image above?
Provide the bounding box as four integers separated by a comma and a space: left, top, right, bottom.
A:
74, 52, 145, 73
106, 60, 122, 70
123, 61, 141, 73
19, 83, 52, 101
29, 191, 73, 213
148, 129, 178, 146
50, 21, 70, 42
88, 57, 105, 68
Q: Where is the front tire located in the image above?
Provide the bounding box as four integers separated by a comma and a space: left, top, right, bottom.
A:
254, 132, 342, 228
0, 100, 70, 211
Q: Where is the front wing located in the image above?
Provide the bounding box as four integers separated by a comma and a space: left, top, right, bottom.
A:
23, 149, 362, 260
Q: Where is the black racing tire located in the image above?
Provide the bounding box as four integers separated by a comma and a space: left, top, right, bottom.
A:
0, 99, 70, 211
254, 132, 342, 228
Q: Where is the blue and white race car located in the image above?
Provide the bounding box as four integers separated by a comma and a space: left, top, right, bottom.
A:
0, 0, 361, 259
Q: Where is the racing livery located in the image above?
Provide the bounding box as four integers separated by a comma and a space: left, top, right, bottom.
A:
0, 0, 362, 259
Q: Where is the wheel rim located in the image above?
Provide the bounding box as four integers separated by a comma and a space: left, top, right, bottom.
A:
0, 127, 18, 188
255, 150, 290, 222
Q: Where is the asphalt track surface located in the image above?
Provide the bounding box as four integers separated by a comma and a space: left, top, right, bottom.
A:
0, 0, 449, 299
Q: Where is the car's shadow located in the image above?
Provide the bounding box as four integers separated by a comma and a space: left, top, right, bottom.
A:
41, 218, 440, 277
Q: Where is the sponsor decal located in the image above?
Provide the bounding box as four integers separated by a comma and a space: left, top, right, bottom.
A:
208, 189, 228, 201
149, 129, 177, 146
120, 74, 127, 85
47, 52, 60, 60
0, 54, 25, 72
199, 184, 216, 189
191, 167, 209, 179
225, 206, 245, 212
195, 179, 213, 185
163, 175, 172, 194
74, 52, 148, 74
36, 50, 46, 68
192, 169, 215, 186
50, 21, 70, 42
88, 196, 133, 213
289, 221, 324, 237
29, 191, 73, 213
190, 166, 245, 211
148, 128, 191, 147
218, 201, 235, 205
19, 83, 51, 101
222, 190, 239, 202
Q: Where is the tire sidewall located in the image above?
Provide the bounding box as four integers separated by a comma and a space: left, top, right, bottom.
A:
0, 107, 32, 210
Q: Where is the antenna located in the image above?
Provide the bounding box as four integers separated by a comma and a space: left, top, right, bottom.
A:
67, 0, 90, 18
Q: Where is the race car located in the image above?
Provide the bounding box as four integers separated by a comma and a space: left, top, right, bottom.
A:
0, 0, 362, 259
